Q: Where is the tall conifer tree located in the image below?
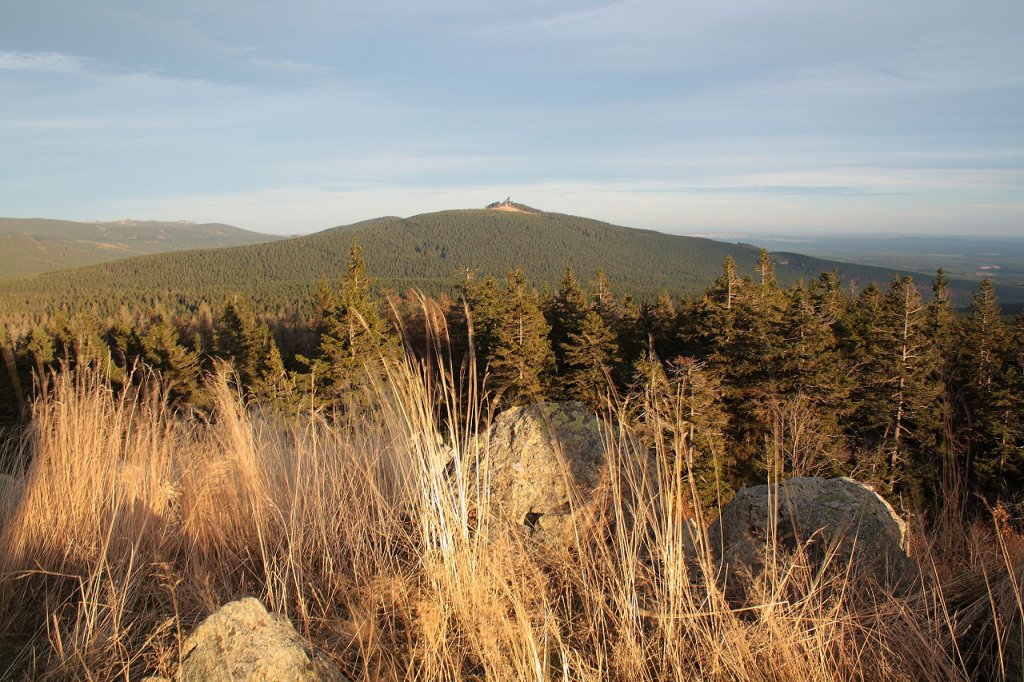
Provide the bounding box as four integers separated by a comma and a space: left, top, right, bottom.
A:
308, 243, 399, 404
217, 296, 289, 402
141, 313, 201, 406
642, 290, 680, 360
562, 309, 620, 408
26, 325, 55, 398
490, 268, 554, 405
711, 252, 787, 480
853, 277, 942, 496
958, 279, 1013, 495
544, 266, 588, 376
463, 273, 506, 366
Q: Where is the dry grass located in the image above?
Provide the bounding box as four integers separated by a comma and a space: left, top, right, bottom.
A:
0, 325, 1019, 680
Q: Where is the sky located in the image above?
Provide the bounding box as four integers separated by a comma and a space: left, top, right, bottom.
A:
1, 0, 1022, 236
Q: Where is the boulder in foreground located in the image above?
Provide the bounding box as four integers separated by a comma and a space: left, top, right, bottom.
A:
180, 597, 346, 682
478, 401, 607, 547
709, 476, 914, 591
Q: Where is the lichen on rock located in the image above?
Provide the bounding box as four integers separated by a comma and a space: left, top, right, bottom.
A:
708, 476, 914, 594
476, 401, 608, 547
179, 597, 346, 682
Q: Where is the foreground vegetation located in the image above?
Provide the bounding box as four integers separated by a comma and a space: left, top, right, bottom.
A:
0, 348, 1021, 680
0, 245, 1021, 678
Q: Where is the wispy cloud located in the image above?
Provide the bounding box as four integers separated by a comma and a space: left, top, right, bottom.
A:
0, 51, 86, 72
633, 185, 904, 197
244, 57, 335, 80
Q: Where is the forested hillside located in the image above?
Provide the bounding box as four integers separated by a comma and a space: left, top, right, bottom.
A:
1, 242, 1021, 511
2, 209, 1019, 320
0, 217, 282, 279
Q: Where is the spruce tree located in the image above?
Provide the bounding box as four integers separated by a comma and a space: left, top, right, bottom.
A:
562, 309, 620, 409
853, 277, 942, 497
55, 314, 124, 387
489, 268, 554, 405
195, 300, 216, 355
684, 256, 743, 358
615, 294, 646, 383
590, 269, 618, 326
756, 248, 778, 299
642, 290, 680, 360
671, 358, 733, 509
839, 282, 885, 373
463, 273, 506, 366
25, 325, 55, 392
776, 280, 852, 474
106, 308, 141, 372
544, 266, 589, 376
781, 281, 848, 400
308, 243, 400, 405
717, 256, 741, 313
629, 352, 732, 509
927, 269, 962, 497
140, 313, 201, 406
217, 296, 290, 403
958, 279, 1013, 496
0, 328, 25, 421
1000, 313, 1024, 494
710, 252, 787, 480
928, 269, 957, 365
812, 271, 846, 325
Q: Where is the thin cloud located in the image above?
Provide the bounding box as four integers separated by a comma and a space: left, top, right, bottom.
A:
631, 185, 905, 197
0, 51, 87, 72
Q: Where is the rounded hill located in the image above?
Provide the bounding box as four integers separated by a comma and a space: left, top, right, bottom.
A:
3, 208, 1014, 315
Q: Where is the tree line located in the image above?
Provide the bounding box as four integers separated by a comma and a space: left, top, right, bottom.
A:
1, 244, 1021, 515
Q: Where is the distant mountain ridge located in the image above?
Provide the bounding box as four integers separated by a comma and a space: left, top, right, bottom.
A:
2, 208, 1022, 317
0, 217, 282, 279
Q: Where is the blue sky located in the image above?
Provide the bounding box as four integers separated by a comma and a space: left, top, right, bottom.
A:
1, 0, 1022, 236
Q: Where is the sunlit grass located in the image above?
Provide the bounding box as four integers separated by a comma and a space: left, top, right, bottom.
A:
0, 304, 1018, 680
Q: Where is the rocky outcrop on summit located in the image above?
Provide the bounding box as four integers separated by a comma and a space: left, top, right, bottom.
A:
709, 477, 913, 590
477, 402, 608, 547
179, 598, 346, 682
485, 197, 542, 214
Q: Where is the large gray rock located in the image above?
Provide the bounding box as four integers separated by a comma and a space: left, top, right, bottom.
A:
180, 598, 346, 682
709, 477, 914, 591
478, 401, 607, 547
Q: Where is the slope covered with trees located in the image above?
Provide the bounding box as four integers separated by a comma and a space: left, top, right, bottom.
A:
0, 217, 282, 279
3, 209, 1019, 319
1, 242, 1021, 512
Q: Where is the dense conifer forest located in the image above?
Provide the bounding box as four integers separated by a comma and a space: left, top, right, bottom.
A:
2, 243, 1021, 515
5, 209, 1020, 323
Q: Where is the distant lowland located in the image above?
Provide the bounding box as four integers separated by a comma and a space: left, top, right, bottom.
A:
735, 232, 1024, 287
0, 217, 283, 279
2, 206, 1022, 318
